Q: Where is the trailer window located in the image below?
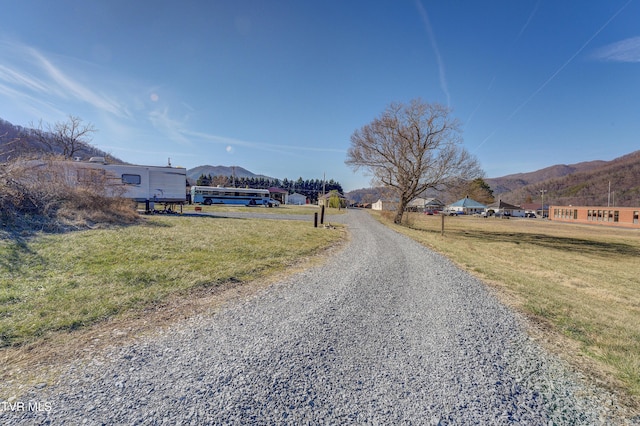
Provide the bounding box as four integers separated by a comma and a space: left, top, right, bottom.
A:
122, 174, 141, 185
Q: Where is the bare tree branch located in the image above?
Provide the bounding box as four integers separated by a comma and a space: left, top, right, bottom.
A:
346, 99, 483, 224
28, 115, 97, 160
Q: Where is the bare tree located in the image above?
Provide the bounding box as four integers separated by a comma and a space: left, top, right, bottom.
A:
30, 115, 97, 160
346, 99, 483, 224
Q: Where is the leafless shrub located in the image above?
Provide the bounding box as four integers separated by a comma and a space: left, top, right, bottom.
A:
1, 157, 139, 234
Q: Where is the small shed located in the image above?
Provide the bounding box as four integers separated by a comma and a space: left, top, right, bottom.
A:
288, 192, 307, 205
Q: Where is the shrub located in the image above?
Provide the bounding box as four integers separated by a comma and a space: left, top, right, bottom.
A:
1, 157, 139, 233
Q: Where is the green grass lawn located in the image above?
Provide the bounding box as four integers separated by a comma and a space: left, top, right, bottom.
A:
0, 215, 343, 348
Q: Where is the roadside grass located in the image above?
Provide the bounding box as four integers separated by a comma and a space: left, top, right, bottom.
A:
0, 215, 343, 349
375, 211, 640, 406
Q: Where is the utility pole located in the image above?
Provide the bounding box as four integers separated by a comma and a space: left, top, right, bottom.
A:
608, 181, 611, 207
540, 189, 547, 218
322, 172, 326, 207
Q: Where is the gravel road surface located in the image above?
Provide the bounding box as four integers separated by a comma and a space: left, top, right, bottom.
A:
3, 209, 628, 424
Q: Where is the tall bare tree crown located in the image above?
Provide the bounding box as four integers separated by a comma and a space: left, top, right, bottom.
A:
345, 98, 483, 223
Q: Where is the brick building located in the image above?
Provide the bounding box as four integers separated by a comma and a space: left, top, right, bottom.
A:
549, 205, 640, 228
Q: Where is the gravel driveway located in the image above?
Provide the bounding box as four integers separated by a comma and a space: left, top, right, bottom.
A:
3, 209, 626, 424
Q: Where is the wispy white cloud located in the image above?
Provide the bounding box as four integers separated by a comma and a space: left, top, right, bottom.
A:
183, 129, 346, 155
507, 0, 632, 122
415, 1, 450, 107
26, 47, 128, 118
472, 0, 632, 155
514, 0, 540, 44
0, 64, 49, 93
0, 81, 66, 119
148, 106, 192, 146
0, 41, 130, 119
592, 36, 640, 63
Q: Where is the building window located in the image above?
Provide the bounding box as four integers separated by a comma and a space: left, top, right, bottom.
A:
121, 174, 141, 185
634, 211, 639, 224
614, 211, 619, 223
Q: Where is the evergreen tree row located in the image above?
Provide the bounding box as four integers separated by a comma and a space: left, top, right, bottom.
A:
195, 174, 343, 204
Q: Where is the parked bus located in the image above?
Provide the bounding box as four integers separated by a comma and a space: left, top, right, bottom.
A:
191, 186, 278, 206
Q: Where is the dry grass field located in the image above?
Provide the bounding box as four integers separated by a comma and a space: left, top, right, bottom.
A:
375, 211, 640, 409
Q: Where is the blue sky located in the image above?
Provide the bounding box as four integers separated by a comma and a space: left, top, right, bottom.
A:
1, 1, 638, 191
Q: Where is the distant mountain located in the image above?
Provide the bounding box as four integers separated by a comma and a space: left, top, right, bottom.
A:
186, 165, 273, 184
485, 160, 607, 194
486, 151, 640, 207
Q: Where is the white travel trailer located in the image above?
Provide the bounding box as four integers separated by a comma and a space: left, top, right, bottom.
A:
75, 157, 187, 203
21, 157, 187, 205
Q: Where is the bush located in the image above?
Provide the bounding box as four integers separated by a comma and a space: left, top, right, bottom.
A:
1, 157, 139, 233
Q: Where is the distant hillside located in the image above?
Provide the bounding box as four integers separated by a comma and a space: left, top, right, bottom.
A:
0, 117, 120, 163
345, 187, 385, 205
488, 151, 640, 207
186, 165, 273, 184
486, 160, 607, 194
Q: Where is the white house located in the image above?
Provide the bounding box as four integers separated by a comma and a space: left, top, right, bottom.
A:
446, 196, 487, 215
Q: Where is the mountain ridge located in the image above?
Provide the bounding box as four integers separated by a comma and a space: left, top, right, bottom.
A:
486, 151, 640, 207
186, 165, 273, 184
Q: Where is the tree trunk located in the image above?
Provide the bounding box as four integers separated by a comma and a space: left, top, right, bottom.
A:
394, 198, 408, 224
